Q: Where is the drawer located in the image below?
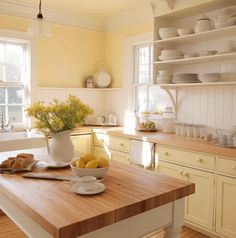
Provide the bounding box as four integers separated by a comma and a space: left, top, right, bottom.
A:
217, 158, 236, 177
156, 145, 215, 171
109, 136, 130, 152
93, 133, 109, 146
111, 150, 130, 165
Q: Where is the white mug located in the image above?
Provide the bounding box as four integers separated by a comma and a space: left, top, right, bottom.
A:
96, 116, 106, 125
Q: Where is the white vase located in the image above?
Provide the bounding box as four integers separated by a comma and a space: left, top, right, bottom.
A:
48, 130, 74, 162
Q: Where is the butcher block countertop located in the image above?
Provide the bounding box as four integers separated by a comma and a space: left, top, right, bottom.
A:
103, 129, 236, 159
0, 148, 194, 238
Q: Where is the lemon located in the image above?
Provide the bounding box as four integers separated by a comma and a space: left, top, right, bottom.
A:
84, 154, 96, 164
97, 157, 109, 168
75, 159, 85, 168
85, 159, 98, 169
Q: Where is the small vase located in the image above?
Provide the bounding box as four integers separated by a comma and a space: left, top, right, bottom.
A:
48, 130, 74, 162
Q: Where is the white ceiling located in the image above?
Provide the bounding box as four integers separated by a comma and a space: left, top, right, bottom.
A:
14, 0, 151, 19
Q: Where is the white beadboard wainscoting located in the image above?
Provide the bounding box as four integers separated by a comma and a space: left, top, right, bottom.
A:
37, 87, 106, 116
177, 86, 236, 130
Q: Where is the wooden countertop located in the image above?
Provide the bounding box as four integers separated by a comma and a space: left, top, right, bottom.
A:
105, 129, 236, 159
0, 148, 194, 238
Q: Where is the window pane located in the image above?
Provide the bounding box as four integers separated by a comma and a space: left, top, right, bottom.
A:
0, 88, 5, 104
6, 44, 24, 65
138, 64, 149, 83
0, 64, 3, 82
136, 86, 147, 112
139, 47, 149, 64
8, 87, 24, 104
6, 65, 22, 82
8, 106, 23, 123
0, 106, 6, 124
149, 87, 169, 112
0, 43, 4, 63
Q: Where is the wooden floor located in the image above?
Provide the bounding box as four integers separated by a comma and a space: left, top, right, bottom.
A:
0, 214, 210, 238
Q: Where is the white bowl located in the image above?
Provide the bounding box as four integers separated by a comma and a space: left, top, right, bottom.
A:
199, 73, 221, 83
70, 160, 110, 178
159, 28, 178, 39
161, 49, 183, 55
177, 28, 194, 36
158, 70, 172, 75
159, 55, 183, 61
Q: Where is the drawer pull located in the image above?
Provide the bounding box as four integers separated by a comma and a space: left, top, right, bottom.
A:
231, 165, 236, 170
119, 142, 124, 146
163, 151, 169, 156
182, 172, 189, 177
178, 170, 183, 175
197, 158, 203, 163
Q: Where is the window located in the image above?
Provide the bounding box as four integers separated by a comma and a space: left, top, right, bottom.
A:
133, 44, 169, 114
0, 38, 30, 127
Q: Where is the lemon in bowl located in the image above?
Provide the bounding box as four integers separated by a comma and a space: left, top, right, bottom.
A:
70, 154, 110, 178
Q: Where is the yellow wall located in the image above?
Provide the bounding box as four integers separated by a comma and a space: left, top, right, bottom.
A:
104, 21, 153, 88
0, 15, 105, 88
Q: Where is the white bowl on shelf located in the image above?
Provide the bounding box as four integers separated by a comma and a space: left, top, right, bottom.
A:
198, 73, 221, 83
159, 28, 178, 39
161, 49, 183, 56
177, 28, 194, 36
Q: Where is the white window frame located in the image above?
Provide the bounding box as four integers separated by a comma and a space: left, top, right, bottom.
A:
0, 29, 37, 129
123, 32, 153, 114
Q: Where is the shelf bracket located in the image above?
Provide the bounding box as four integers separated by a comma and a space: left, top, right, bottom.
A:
161, 86, 178, 119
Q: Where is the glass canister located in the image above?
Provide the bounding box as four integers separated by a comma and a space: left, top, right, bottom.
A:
161, 107, 175, 133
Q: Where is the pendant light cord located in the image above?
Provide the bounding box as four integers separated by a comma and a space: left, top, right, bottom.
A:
37, 0, 43, 19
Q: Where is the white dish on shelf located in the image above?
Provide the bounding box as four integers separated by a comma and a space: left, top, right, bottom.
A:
159, 55, 183, 61
159, 28, 178, 39
177, 28, 194, 36
198, 73, 221, 83
94, 69, 111, 88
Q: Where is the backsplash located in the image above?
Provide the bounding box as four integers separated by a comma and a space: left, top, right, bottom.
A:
37, 86, 236, 131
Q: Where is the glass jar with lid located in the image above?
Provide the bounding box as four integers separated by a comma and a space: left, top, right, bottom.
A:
161, 107, 175, 133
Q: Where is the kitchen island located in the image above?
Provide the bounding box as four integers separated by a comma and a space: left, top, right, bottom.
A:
0, 148, 194, 238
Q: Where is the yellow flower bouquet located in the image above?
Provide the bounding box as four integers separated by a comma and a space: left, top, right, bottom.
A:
27, 95, 93, 135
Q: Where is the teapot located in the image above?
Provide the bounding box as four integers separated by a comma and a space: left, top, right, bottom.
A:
194, 15, 213, 33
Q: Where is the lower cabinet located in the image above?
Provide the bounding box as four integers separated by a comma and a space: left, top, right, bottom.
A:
158, 161, 214, 230
110, 149, 130, 165
216, 175, 236, 238
71, 134, 92, 154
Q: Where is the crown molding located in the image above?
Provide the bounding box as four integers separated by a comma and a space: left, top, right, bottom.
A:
105, 4, 154, 32
0, 0, 154, 32
0, 0, 105, 32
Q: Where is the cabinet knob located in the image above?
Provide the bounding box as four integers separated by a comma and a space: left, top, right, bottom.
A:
183, 172, 189, 177
231, 165, 236, 170
178, 170, 183, 175
163, 151, 169, 156
119, 142, 124, 146
197, 158, 203, 163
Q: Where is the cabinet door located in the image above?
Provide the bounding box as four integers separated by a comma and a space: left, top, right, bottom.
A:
158, 161, 184, 180
216, 175, 236, 237
94, 146, 111, 160
110, 149, 130, 165
71, 134, 91, 154
184, 167, 214, 230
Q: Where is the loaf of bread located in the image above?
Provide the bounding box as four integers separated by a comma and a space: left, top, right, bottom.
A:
0, 153, 34, 169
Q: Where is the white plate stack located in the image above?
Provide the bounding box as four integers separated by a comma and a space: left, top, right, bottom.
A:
172, 73, 200, 84
156, 70, 172, 84
159, 50, 184, 61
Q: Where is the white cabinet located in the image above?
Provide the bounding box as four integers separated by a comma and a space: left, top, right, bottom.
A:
71, 134, 92, 154
158, 160, 214, 230
215, 157, 236, 238
93, 132, 130, 164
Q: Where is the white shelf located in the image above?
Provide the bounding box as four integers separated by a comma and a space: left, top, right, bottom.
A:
158, 81, 236, 89
155, 25, 236, 46
154, 52, 236, 66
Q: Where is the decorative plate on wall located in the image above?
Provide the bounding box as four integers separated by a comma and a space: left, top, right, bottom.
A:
94, 69, 111, 88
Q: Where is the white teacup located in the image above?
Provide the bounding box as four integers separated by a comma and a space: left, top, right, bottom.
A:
96, 116, 106, 125
71, 176, 99, 191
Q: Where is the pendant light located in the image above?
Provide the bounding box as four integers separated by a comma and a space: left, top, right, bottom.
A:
28, 0, 52, 37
